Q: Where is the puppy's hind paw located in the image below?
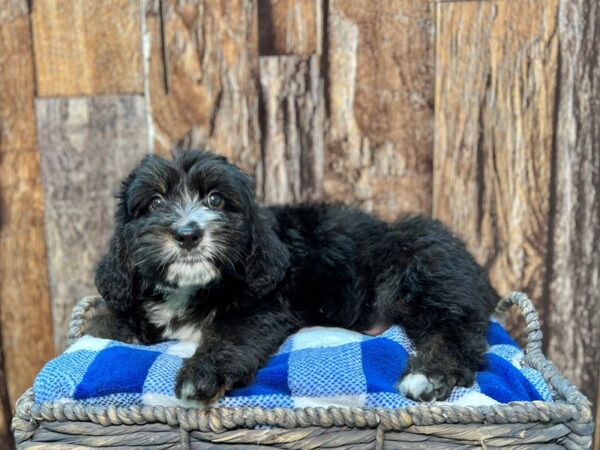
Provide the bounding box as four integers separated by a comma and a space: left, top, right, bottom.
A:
397, 372, 452, 402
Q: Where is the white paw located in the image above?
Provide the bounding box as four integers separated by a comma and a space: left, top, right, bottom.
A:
397, 372, 446, 402
179, 380, 197, 400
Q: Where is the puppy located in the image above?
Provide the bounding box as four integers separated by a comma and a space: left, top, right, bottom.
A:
91, 150, 498, 403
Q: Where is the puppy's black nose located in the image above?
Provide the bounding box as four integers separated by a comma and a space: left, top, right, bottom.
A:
174, 226, 202, 250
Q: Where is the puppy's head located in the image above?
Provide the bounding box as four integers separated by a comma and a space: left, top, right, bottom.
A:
95, 150, 289, 311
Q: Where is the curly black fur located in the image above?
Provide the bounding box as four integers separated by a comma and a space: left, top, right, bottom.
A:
92, 150, 499, 403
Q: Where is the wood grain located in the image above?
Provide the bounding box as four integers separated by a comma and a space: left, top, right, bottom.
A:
549, 0, 600, 439
0, 339, 12, 449
145, 0, 262, 178
0, 0, 28, 24
258, 0, 320, 56
324, 0, 434, 220
596, 376, 600, 450
31, 0, 143, 96
0, 3, 39, 447
259, 55, 324, 203
433, 0, 559, 342
0, 17, 36, 151
0, 7, 54, 424
36, 96, 148, 351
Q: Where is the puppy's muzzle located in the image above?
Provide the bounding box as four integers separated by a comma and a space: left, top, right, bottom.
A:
174, 225, 202, 251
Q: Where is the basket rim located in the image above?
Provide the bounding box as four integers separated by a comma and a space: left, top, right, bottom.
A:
12, 292, 594, 442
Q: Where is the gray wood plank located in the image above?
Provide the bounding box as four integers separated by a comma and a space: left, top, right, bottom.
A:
259, 55, 324, 204
548, 0, 600, 444
36, 96, 148, 351
433, 0, 559, 343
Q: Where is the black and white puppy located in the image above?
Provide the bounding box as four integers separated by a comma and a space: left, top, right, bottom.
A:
92, 150, 498, 403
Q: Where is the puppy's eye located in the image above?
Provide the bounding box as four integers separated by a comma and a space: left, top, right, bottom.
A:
208, 191, 224, 209
149, 196, 164, 211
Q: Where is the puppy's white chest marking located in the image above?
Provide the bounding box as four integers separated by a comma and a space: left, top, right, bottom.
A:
146, 286, 213, 343
146, 287, 191, 328
169, 324, 204, 342
145, 302, 181, 331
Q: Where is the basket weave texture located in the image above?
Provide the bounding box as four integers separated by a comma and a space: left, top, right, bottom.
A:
12, 292, 594, 449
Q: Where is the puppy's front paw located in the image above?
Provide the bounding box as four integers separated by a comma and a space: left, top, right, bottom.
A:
398, 372, 454, 402
175, 359, 228, 403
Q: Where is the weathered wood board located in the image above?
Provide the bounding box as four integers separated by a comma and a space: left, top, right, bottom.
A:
259, 55, 324, 203
0, 344, 12, 449
144, 0, 262, 179
433, 0, 559, 342
0, 7, 54, 448
324, 0, 434, 220
548, 0, 600, 422
36, 96, 148, 351
31, 0, 143, 96
258, 0, 320, 56
0, 0, 28, 24
0, 7, 55, 417
596, 377, 600, 450
0, 17, 36, 150
0, 147, 53, 449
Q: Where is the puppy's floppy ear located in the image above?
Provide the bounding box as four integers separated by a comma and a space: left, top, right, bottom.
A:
246, 209, 290, 297
95, 178, 138, 313
95, 230, 137, 313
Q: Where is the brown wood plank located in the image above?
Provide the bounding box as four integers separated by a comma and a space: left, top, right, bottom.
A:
0, 6, 55, 431
31, 0, 143, 96
0, 17, 36, 150
324, 0, 434, 221
0, 3, 37, 447
0, 0, 28, 24
549, 0, 600, 439
36, 96, 148, 351
0, 333, 14, 449
258, 0, 320, 56
145, 0, 262, 178
259, 55, 324, 203
433, 0, 559, 343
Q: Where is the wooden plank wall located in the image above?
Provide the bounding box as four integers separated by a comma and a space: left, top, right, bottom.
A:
0, 1, 55, 448
36, 97, 148, 351
551, 2, 600, 448
0, 0, 598, 447
31, 0, 149, 350
434, 0, 558, 342
145, 0, 262, 175
325, 0, 434, 219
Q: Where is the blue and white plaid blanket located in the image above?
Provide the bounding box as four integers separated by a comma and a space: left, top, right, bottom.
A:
34, 321, 552, 409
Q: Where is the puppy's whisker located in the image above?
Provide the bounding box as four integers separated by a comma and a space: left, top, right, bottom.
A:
206, 240, 243, 268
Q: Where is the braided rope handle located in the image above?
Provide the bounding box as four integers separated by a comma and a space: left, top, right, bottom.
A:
494, 291, 543, 355
66, 295, 104, 345
495, 292, 592, 413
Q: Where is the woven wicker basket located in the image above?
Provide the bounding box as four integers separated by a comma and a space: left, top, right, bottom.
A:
12, 292, 594, 449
